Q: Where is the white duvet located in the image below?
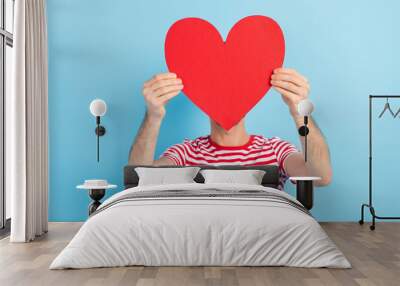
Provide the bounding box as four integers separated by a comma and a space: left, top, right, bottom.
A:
50, 183, 350, 269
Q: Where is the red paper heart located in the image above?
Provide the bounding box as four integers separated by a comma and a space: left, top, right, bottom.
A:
165, 16, 285, 130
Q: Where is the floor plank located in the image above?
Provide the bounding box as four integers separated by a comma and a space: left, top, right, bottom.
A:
0, 222, 399, 286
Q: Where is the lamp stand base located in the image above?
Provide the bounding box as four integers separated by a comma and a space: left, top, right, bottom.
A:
88, 189, 105, 215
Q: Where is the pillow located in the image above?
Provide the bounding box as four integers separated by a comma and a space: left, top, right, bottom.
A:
135, 167, 200, 186
200, 169, 266, 185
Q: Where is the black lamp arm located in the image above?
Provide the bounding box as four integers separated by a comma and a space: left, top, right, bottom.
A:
298, 116, 310, 162
94, 116, 106, 162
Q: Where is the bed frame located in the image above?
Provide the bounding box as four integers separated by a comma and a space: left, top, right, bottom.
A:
124, 165, 314, 210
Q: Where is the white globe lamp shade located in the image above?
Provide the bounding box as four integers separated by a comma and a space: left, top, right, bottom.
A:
90, 99, 107, 117
297, 99, 314, 117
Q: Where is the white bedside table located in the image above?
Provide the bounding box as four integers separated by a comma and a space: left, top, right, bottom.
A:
77, 180, 117, 215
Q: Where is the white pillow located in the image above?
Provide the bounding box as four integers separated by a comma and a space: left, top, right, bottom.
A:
135, 167, 200, 186
200, 169, 266, 185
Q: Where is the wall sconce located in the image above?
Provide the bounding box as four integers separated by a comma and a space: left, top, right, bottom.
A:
89, 99, 107, 162
297, 99, 314, 162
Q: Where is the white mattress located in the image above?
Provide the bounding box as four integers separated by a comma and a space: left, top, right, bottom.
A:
50, 183, 350, 269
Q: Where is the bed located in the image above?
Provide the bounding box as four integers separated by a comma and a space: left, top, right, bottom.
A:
50, 165, 350, 269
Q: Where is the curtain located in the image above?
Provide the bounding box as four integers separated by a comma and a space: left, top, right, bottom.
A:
8, 0, 48, 242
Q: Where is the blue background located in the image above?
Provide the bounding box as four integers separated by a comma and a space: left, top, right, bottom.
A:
47, 0, 400, 221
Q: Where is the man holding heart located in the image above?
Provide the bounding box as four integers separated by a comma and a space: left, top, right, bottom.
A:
130, 16, 332, 189
129, 68, 332, 190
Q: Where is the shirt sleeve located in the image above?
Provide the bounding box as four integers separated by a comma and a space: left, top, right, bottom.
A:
270, 137, 299, 173
160, 143, 187, 166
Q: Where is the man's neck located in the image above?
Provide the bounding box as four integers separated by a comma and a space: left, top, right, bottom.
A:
210, 119, 250, 147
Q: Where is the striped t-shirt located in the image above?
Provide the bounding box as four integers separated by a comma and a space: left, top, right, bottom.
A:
161, 135, 299, 190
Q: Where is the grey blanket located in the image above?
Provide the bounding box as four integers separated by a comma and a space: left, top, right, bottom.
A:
92, 189, 310, 217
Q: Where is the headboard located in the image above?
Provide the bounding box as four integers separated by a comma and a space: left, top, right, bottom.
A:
124, 165, 280, 189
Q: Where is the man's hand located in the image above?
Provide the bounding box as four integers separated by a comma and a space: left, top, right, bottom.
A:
143, 72, 183, 119
129, 72, 182, 165
270, 68, 310, 117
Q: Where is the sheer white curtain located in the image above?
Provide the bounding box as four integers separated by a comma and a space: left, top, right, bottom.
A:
8, 0, 48, 242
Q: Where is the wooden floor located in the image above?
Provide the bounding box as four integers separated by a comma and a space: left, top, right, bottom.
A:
0, 223, 399, 286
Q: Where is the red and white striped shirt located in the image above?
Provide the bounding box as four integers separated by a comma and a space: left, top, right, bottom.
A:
161, 135, 299, 190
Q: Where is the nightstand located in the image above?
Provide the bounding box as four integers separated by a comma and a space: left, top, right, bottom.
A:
77, 180, 117, 215
289, 177, 321, 210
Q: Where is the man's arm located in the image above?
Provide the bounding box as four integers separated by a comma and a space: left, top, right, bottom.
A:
128, 113, 174, 165
271, 68, 332, 186
128, 73, 183, 165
